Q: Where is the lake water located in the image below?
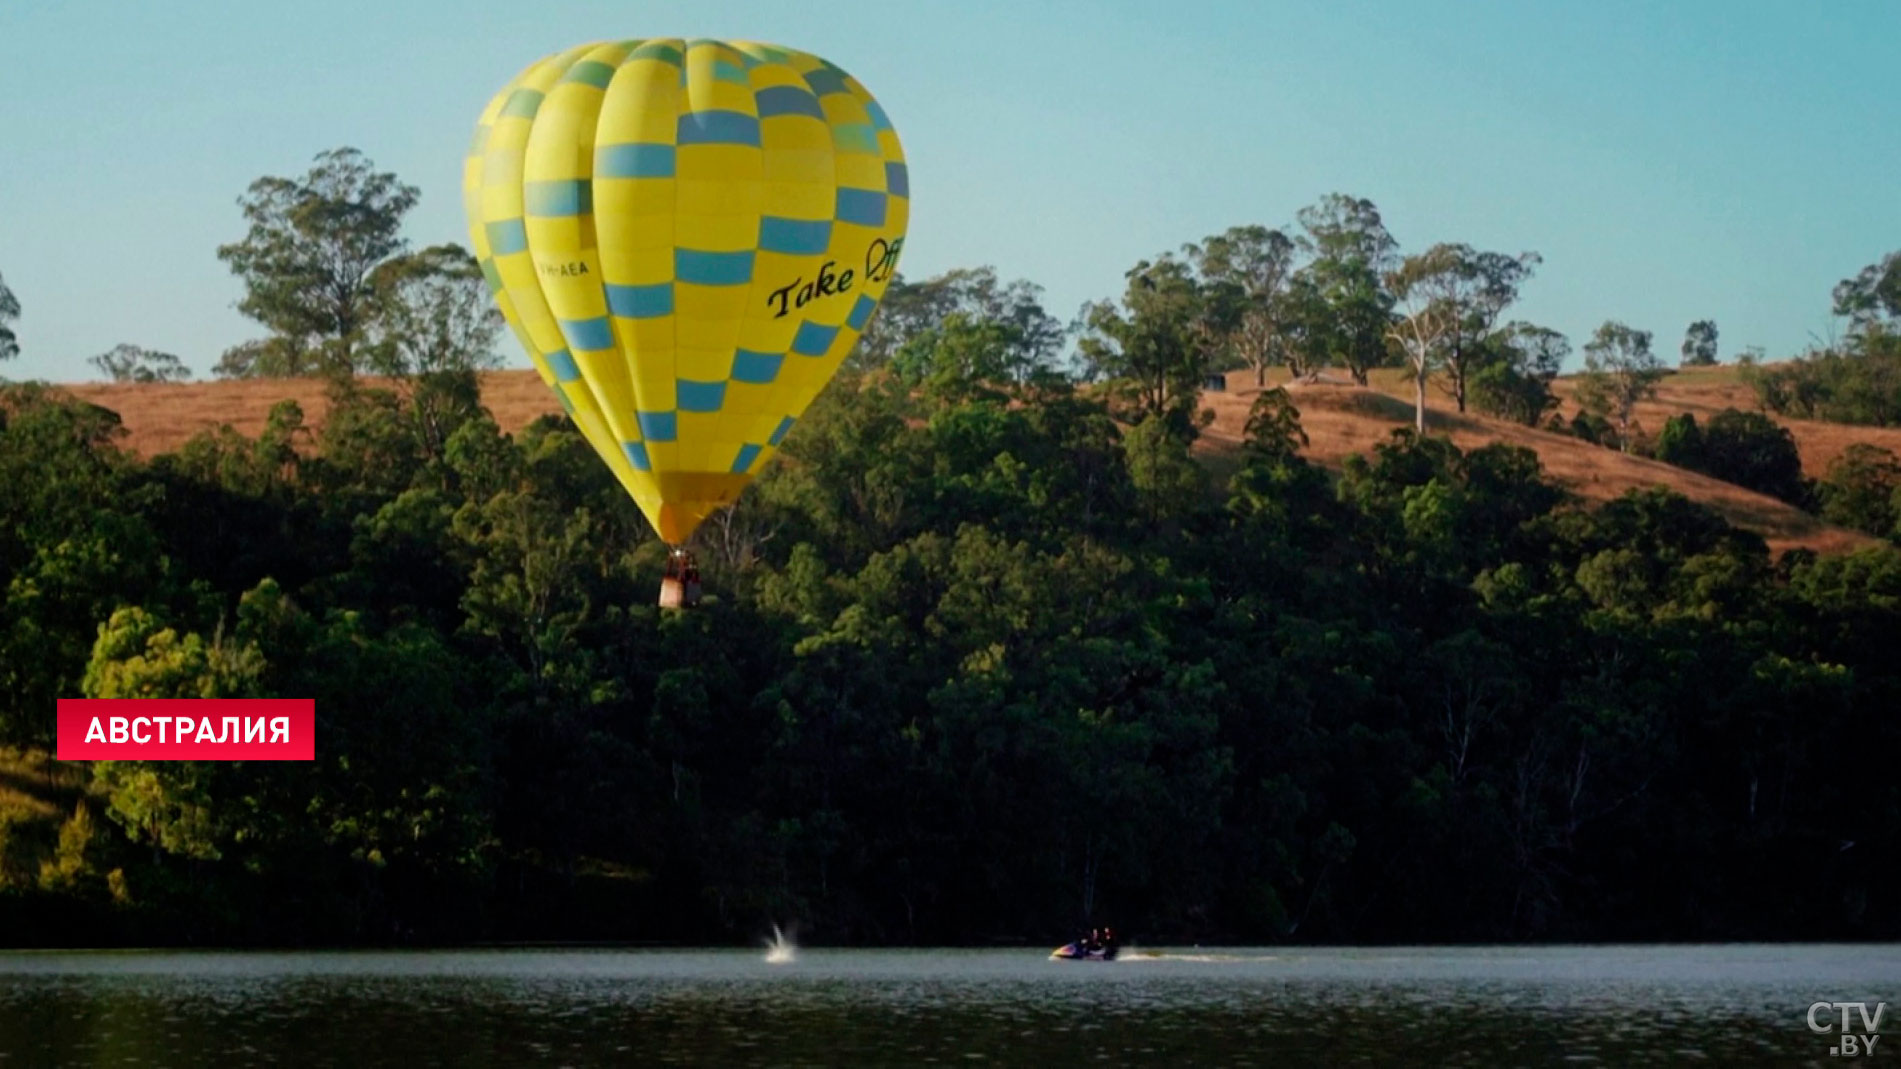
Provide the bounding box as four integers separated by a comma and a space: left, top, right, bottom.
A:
1, 944, 1895, 1066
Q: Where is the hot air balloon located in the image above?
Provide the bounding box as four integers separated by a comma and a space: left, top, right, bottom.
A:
464, 39, 909, 606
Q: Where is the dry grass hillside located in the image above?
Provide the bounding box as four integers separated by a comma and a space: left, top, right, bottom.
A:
60, 373, 564, 457
1199, 374, 1869, 556
1549, 365, 1901, 476
53, 363, 1898, 555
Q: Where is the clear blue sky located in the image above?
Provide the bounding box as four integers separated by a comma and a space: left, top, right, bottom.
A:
2, 0, 1897, 382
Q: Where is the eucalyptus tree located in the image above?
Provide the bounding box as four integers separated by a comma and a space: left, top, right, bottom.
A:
1680, 320, 1719, 366
88, 344, 192, 383
1077, 256, 1214, 435
1577, 321, 1666, 451
216, 148, 420, 377
1290, 194, 1397, 385
1187, 225, 1298, 387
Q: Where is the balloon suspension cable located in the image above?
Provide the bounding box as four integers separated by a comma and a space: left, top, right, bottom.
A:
659, 545, 702, 609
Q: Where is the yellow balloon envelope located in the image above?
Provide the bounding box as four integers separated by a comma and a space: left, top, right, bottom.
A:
465, 39, 909, 544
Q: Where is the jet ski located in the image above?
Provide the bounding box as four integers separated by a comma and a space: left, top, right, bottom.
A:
1050, 940, 1119, 961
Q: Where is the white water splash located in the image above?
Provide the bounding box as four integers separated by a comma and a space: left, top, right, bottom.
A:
1125, 948, 1265, 963
764, 923, 797, 964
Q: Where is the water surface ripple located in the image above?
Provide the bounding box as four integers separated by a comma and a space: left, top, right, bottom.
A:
1, 944, 1895, 1066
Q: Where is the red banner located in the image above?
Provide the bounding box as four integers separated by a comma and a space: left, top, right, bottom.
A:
56, 699, 315, 761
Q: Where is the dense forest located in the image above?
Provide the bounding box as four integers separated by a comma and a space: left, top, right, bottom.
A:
0, 150, 1898, 947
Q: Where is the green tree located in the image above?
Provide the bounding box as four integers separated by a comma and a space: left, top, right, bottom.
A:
362, 244, 503, 378
83, 606, 267, 700
306, 381, 427, 514
1564, 408, 1618, 446
216, 147, 420, 378
1696, 409, 1808, 505
890, 313, 1021, 402
1384, 243, 1536, 430
1242, 387, 1309, 462
1744, 331, 1901, 427
454, 489, 612, 687
0, 385, 174, 745
1385, 244, 1462, 433
1399, 243, 1543, 414
80, 605, 269, 873
1653, 412, 1705, 470
1224, 391, 1334, 566
88, 344, 192, 383
1290, 193, 1398, 385
855, 267, 1062, 379
1078, 257, 1214, 432
1432, 247, 1540, 413
1834, 251, 1901, 333
1654, 409, 1807, 506
350, 243, 503, 459
1818, 444, 1901, 537
1680, 320, 1720, 366
1123, 414, 1206, 526
1575, 321, 1665, 451
1186, 225, 1299, 387
1470, 322, 1567, 425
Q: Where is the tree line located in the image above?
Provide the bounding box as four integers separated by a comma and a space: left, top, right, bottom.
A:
5, 145, 1894, 463
0, 150, 1897, 947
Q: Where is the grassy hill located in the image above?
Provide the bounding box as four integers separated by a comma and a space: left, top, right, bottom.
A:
1199, 365, 1890, 555
57, 363, 1893, 556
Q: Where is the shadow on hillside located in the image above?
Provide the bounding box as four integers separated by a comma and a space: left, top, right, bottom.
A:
0, 750, 88, 820
1709, 497, 1835, 543
1276, 384, 1498, 437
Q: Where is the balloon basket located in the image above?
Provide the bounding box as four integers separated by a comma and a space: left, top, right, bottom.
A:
659, 549, 702, 609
